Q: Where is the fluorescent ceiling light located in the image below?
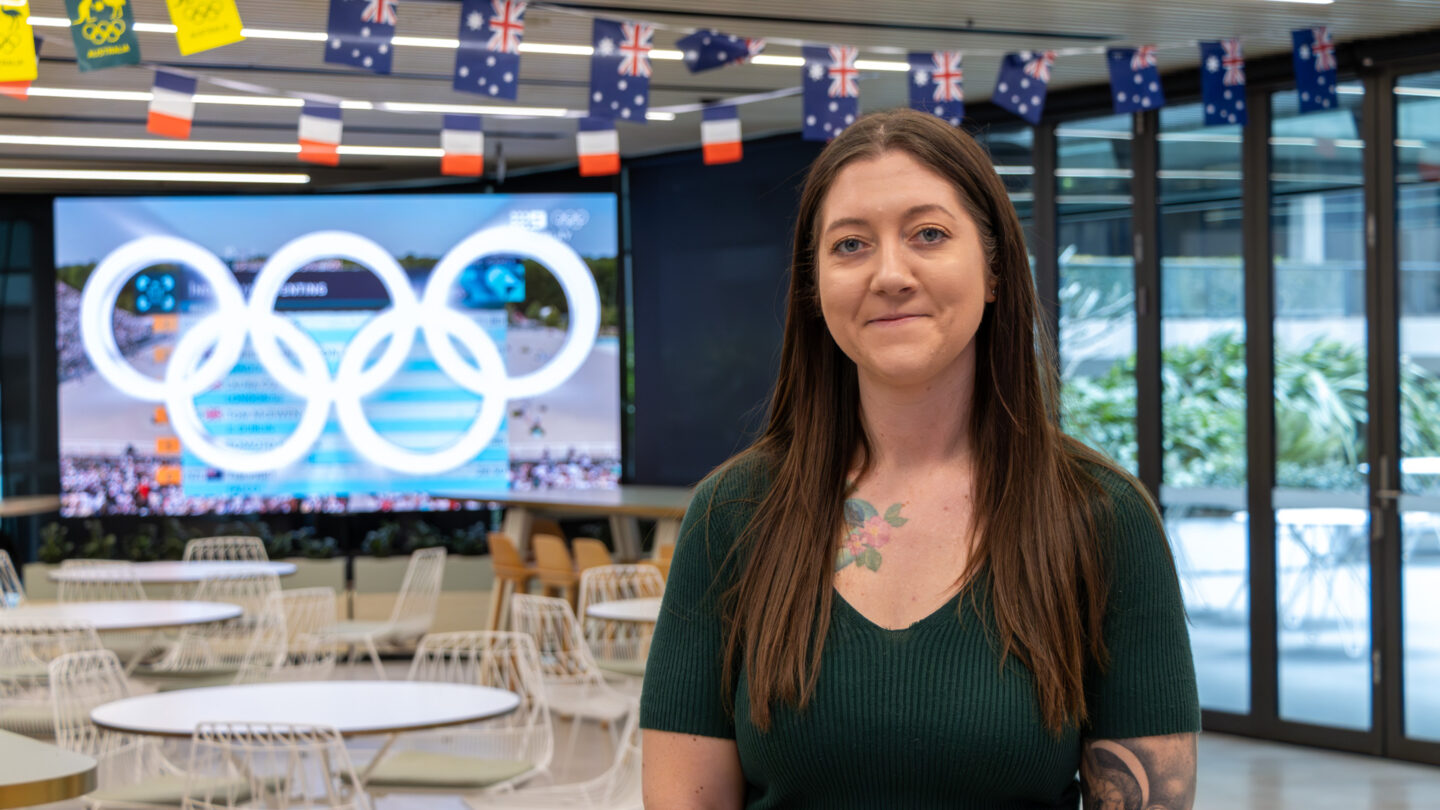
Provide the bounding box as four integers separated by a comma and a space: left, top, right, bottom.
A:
855, 60, 908, 72
0, 133, 441, 158
750, 55, 805, 67
0, 168, 310, 183
1265, 0, 1334, 5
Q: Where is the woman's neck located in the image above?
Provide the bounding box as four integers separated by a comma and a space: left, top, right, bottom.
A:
854, 355, 976, 476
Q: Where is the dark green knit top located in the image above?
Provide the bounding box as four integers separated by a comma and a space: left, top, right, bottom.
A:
640, 455, 1200, 809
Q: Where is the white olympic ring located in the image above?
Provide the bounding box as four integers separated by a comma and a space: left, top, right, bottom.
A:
78, 225, 601, 477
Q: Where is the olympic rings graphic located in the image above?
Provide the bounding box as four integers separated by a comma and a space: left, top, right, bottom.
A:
79, 226, 601, 476
82, 19, 127, 44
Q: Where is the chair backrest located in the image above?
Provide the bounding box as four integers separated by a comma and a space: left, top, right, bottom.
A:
510, 593, 600, 680
48, 649, 132, 757
598, 702, 644, 805
1, 620, 104, 733
487, 533, 533, 580
57, 559, 147, 602
532, 534, 575, 584
185, 722, 369, 810
195, 571, 282, 623
266, 587, 339, 681
387, 546, 447, 636
576, 564, 666, 621
183, 535, 269, 563
0, 549, 24, 608
657, 543, 676, 563
572, 538, 613, 573
405, 630, 552, 772
152, 572, 284, 678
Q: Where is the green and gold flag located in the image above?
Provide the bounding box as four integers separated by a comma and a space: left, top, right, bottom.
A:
65, 0, 140, 71
166, 0, 244, 56
0, 2, 38, 84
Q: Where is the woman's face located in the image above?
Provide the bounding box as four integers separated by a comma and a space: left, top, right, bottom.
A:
815, 150, 993, 392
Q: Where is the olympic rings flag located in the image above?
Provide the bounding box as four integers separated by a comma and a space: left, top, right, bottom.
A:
78, 225, 601, 478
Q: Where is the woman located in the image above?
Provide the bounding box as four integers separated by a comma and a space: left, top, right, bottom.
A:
640, 108, 1199, 809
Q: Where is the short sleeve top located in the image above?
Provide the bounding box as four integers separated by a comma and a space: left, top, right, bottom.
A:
640, 455, 1201, 809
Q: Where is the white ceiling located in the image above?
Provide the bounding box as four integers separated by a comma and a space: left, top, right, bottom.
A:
3, 0, 1439, 191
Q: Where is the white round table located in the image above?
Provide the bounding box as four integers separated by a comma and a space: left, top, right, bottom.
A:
91, 681, 521, 739
0, 601, 243, 632
585, 596, 662, 623
48, 561, 297, 584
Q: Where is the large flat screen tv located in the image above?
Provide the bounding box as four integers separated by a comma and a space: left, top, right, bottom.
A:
55, 193, 620, 517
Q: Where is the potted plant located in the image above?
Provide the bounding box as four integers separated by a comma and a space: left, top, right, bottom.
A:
353, 521, 410, 623
23, 522, 71, 600
272, 527, 346, 593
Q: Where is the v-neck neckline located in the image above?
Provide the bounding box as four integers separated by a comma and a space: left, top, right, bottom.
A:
832, 585, 967, 635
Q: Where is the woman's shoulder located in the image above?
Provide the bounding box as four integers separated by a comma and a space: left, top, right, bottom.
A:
678, 449, 778, 559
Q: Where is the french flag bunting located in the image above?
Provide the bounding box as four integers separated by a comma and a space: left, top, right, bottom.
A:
590, 18, 653, 122
1107, 46, 1165, 114
993, 51, 1054, 125
146, 70, 197, 139
676, 29, 749, 73
802, 45, 858, 142
324, 0, 396, 75
577, 117, 620, 176
298, 101, 343, 166
1199, 39, 1246, 127
441, 114, 485, 177
701, 105, 741, 165
908, 51, 964, 126
454, 0, 524, 100
1292, 27, 1338, 113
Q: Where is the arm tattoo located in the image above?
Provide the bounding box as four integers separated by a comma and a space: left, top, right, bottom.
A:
1080, 733, 1196, 810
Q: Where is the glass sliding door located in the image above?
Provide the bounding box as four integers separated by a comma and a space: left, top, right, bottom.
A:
1270, 83, 1372, 731
1157, 103, 1248, 714
1395, 70, 1440, 745
1057, 115, 1136, 473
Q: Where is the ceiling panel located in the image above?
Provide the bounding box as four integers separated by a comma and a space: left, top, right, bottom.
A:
2, 0, 1437, 191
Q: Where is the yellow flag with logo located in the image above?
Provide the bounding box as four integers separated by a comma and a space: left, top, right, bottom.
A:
166, 0, 244, 56
0, 1, 38, 83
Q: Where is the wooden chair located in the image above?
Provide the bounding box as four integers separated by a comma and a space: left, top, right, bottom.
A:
532, 534, 579, 609
572, 538, 613, 574
487, 533, 537, 632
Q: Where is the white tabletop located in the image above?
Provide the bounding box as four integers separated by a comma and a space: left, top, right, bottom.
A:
0, 730, 96, 808
0, 601, 242, 632
91, 681, 521, 738
48, 561, 297, 584
586, 597, 662, 623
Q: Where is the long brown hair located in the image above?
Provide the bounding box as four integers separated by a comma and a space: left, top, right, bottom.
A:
716, 108, 1144, 734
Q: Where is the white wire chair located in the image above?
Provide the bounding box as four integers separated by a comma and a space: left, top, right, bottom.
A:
510, 594, 631, 766
330, 547, 447, 679
480, 700, 642, 810
575, 565, 664, 690
0, 549, 24, 608
58, 559, 148, 602
182, 536, 269, 563
360, 631, 552, 803
182, 722, 370, 810
140, 572, 285, 689
0, 620, 103, 735
49, 649, 208, 808
267, 587, 340, 682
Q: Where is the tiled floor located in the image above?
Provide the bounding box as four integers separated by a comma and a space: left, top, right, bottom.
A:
25, 658, 1440, 809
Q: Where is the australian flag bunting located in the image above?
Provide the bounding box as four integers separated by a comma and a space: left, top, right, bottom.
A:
454, 0, 525, 99
1199, 39, 1246, 127
803, 45, 859, 142
1107, 46, 1165, 114
324, 0, 396, 75
1292, 27, 1338, 113
590, 18, 653, 123
908, 51, 964, 126
993, 51, 1054, 125
676, 29, 749, 73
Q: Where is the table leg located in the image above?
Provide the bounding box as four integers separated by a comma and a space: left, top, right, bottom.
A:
357, 733, 400, 784
502, 507, 535, 556
652, 519, 680, 558
608, 515, 644, 562
122, 629, 165, 676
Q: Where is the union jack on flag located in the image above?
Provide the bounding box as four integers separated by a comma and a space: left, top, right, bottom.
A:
486, 0, 526, 54
827, 46, 859, 98
1130, 45, 1157, 72
739, 37, 765, 63
1311, 27, 1336, 72
1221, 38, 1244, 85
362, 0, 398, 26
618, 22, 654, 77
1023, 51, 1055, 83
